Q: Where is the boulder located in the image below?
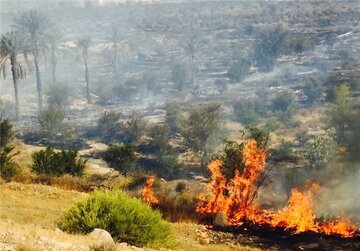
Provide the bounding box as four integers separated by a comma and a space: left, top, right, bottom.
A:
89, 228, 115, 246
213, 212, 229, 228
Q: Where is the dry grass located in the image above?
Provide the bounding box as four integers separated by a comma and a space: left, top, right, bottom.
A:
0, 182, 260, 250
0, 182, 85, 227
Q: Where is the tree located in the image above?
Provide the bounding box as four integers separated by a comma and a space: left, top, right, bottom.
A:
233, 99, 259, 126
327, 83, 353, 143
254, 25, 288, 72
303, 77, 325, 105
304, 131, 336, 170
185, 37, 199, 87
13, 10, 53, 112
272, 91, 297, 124
226, 59, 251, 83
0, 32, 29, 120
77, 36, 91, 103
171, 62, 188, 92
182, 103, 221, 152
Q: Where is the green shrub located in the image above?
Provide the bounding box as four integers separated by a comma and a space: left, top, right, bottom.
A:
97, 111, 122, 142
58, 190, 174, 248
102, 143, 136, 173
226, 59, 251, 83
38, 107, 65, 137
175, 181, 186, 193
0, 119, 20, 180
181, 102, 221, 152
0, 146, 20, 181
47, 83, 71, 107
165, 101, 181, 134
31, 147, 86, 176
1, 119, 14, 147
233, 99, 259, 126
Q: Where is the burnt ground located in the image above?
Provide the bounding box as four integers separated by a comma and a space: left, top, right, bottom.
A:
205, 225, 360, 251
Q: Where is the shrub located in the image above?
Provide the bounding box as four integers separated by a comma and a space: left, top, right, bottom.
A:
0, 146, 20, 181
122, 112, 146, 143
58, 190, 174, 248
164, 101, 181, 134
271, 91, 297, 124
31, 147, 86, 176
38, 107, 65, 137
304, 131, 336, 170
0, 119, 20, 180
47, 83, 71, 107
226, 59, 251, 83
175, 181, 186, 193
97, 111, 122, 142
181, 102, 221, 152
102, 143, 136, 173
233, 99, 259, 126
1, 119, 14, 147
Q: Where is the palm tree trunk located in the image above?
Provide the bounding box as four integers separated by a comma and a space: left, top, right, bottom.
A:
51, 48, 56, 83
33, 52, 43, 112
190, 54, 194, 86
84, 59, 90, 103
10, 55, 20, 120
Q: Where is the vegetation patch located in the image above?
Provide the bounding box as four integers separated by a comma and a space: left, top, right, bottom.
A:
58, 189, 174, 248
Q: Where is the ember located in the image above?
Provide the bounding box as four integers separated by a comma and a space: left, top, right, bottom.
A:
197, 140, 360, 238
141, 176, 159, 205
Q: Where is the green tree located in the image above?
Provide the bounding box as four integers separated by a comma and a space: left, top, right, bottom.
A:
171, 62, 188, 92
327, 83, 353, 143
77, 36, 91, 103
304, 131, 336, 170
254, 25, 288, 72
233, 99, 259, 126
272, 91, 297, 124
226, 59, 251, 83
303, 77, 325, 105
13, 10, 53, 112
185, 37, 199, 87
0, 32, 29, 120
181, 103, 221, 152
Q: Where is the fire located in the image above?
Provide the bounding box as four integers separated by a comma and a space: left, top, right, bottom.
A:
197, 139, 359, 238
141, 176, 159, 205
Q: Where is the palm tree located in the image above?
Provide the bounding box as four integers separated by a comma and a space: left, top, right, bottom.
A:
0, 32, 29, 120
13, 10, 53, 112
185, 37, 198, 87
77, 36, 91, 104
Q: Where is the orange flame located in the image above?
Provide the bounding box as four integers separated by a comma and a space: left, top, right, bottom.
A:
141, 176, 159, 205
197, 140, 359, 238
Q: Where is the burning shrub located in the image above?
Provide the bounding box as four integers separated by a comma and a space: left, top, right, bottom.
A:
58, 190, 174, 248
197, 139, 359, 237
141, 176, 159, 205
31, 147, 86, 176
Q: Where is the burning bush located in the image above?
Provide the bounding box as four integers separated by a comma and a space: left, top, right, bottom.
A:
58, 190, 174, 248
197, 139, 359, 238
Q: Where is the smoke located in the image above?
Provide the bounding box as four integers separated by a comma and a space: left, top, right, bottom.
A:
315, 166, 360, 221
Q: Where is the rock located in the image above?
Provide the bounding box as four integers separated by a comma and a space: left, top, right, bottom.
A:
89, 228, 115, 246
213, 212, 229, 228
196, 230, 210, 245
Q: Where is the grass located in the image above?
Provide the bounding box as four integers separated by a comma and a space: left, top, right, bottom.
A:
0, 182, 259, 250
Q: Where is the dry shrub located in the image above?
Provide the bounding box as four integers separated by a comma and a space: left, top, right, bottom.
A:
155, 186, 199, 223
